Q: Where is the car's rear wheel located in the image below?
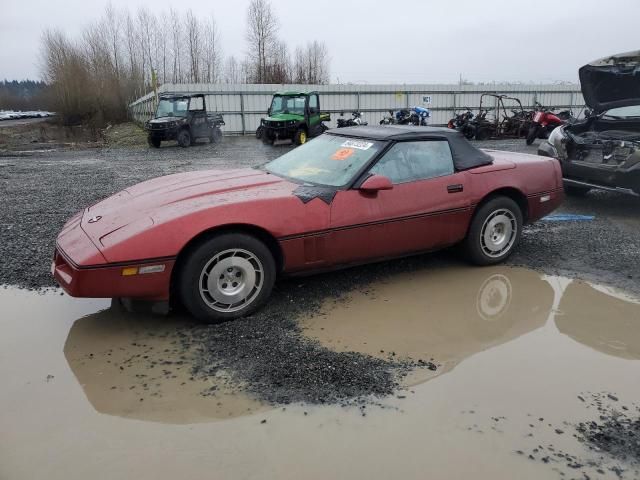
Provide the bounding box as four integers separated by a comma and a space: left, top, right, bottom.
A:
464, 196, 523, 265
178, 233, 276, 323
209, 127, 222, 144
526, 125, 539, 145
177, 129, 192, 148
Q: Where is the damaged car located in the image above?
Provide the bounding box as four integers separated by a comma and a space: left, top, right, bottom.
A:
539, 50, 640, 196
53, 126, 562, 323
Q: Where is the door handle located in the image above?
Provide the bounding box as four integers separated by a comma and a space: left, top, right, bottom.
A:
447, 184, 464, 193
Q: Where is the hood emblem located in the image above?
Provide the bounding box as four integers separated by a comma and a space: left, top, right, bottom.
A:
88, 215, 102, 223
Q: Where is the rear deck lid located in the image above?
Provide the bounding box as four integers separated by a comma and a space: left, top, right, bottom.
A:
579, 50, 640, 113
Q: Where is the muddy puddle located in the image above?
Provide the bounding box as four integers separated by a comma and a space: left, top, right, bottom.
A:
2, 265, 640, 480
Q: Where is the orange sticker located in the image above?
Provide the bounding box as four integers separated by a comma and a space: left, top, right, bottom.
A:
331, 148, 354, 161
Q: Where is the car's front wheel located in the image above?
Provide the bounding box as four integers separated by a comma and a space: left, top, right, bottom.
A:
464, 196, 523, 265
148, 135, 161, 148
178, 233, 276, 323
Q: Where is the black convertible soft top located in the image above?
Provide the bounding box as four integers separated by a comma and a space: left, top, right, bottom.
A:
329, 125, 493, 171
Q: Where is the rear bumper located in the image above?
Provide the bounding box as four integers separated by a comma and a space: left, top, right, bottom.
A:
526, 188, 564, 222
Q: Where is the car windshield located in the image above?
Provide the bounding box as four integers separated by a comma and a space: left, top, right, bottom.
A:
270, 95, 306, 115
155, 99, 188, 118
602, 105, 640, 119
265, 135, 385, 187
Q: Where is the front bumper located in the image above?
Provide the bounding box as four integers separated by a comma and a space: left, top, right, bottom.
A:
52, 216, 174, 300
262, 123, 297, 140
146, 126, 180, 141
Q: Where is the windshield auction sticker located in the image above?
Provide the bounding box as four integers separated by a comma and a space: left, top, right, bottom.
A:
331, 148, 355, 161
341, 140, 373, 150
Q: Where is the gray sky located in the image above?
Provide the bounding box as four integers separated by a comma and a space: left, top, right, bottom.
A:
2, 0, 639, 83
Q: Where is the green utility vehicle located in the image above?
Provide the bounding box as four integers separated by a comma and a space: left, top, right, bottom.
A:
256, 91, 330, 145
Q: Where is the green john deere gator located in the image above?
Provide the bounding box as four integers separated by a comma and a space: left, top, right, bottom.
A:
256, 91, 331, 145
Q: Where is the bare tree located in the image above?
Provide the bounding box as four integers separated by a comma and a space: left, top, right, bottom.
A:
203, 15, 221, 83
245, 0, 278, 83
184, 10, 201, 82
293, 41, 330, 84
224, 56, 241, 84
169, 8, 182, 82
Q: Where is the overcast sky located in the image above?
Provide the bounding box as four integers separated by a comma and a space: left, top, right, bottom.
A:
2, 0, 639, 84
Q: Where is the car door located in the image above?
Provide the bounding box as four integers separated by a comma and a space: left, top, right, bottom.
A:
188, 97, 208, 138
327, 139, 472, 266
307, 94, 322, 136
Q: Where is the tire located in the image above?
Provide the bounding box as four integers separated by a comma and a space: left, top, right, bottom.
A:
294, 128, 307, 145
177, 129, 192, 148
464, 196, 523, 266
475, 128, 490, 141
178, 233, 276, 323
255, 126, 263, 139
209, 127, 222, 144
147, 135, 161, 148
526, 125, 539, 145
564, 185, 591, 197
462, 126, 474, 140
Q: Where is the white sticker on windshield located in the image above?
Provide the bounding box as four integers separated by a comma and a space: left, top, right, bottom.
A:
341, 140, 373, 151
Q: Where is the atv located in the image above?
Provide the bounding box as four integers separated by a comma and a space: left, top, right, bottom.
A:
145, 93, 224, 148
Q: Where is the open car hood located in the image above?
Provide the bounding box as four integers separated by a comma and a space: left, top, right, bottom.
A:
579, 50, 640, 113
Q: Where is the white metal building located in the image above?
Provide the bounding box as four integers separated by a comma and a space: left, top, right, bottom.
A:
129, 83, 585, 135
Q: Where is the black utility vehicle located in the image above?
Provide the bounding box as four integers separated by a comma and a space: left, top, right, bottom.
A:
539, 50, 640, 196
145, 93, 224, 148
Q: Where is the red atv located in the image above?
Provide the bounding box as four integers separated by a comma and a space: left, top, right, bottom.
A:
526, 102, 573, 145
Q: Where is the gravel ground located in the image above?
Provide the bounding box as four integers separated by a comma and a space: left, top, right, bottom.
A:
1, 136, 638, 295
515, 393, 640, 479
1, 135, 639, 409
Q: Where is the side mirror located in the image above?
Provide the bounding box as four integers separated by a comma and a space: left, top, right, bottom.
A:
359, 175, 393, 193
267, 107, 271, 116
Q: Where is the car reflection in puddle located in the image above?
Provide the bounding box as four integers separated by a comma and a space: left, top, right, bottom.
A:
62, 265, 640, 424
300, 266, 555, 385
63, 301, 267, 424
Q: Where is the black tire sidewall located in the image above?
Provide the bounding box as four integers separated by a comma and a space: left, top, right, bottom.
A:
178, 130, 191, 148
178, 233, 276, 323
526, 125, 538, 145
465, 196, 523, 265
148, 136, 161, 148
294, 128, 306, 145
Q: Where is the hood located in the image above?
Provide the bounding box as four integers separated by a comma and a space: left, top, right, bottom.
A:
579, 50, 640, 113
81, 169, 294, 251
265, 113, 303, 122
148, 117, 185, 124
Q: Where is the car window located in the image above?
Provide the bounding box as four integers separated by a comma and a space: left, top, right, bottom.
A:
602, 105, 640, 119
265, 135, 385, 187
189, 97, 204, 110
369, 140, 454, 184
309, 94, 318, 113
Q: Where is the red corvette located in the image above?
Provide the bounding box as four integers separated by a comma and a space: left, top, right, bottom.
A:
53, 126, 563, 322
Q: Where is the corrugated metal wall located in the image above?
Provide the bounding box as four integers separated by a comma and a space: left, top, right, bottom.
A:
129, 83, 584, 135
